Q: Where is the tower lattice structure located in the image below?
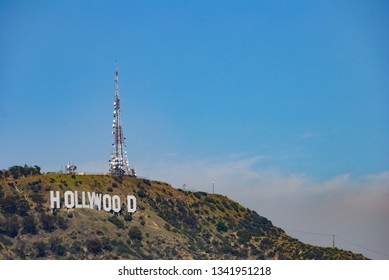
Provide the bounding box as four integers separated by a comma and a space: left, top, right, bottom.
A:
109, 66, 135, 176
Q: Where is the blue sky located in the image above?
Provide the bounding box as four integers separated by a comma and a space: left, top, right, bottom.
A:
1, 1, 388, 259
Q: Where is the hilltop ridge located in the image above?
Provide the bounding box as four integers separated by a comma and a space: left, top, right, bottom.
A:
0, 170, 367, 260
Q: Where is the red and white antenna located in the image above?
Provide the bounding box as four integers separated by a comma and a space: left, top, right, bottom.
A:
109, 63, 136, 177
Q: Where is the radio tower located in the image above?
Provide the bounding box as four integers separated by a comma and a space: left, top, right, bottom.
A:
109, 65, 136, 177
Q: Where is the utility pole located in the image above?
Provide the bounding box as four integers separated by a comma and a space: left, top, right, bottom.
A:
212, 181, 215, 194
333, 234, 335, 248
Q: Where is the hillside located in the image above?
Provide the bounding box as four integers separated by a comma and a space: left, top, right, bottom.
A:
0, 169, 367, 260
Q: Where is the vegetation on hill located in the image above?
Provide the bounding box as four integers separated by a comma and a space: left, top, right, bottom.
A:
0, 165, 367, 260
0, 165, 41, 180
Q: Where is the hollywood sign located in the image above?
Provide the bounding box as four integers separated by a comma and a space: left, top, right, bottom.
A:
50, 191, 137, 213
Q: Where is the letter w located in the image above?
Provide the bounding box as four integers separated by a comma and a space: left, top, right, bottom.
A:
88, 192, 102, 210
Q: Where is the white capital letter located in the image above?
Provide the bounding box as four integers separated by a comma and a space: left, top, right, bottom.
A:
102, 194, 112, 212
64, 191, 75, 208
127, 195, 137, 213
50, 191, 61, 209
75, 191, 83, 208
112, 195, 121, 213
88, 192, 102, 210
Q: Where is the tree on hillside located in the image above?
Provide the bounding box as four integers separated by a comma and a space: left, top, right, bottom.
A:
0, 165, 41, 179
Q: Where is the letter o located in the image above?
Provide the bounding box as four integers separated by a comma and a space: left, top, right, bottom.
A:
64, 191, 75, 208
102, 194, 112, 212
112, 195, 121, 213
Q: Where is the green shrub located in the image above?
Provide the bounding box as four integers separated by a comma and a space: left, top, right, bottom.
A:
70, 241, 82, 255
102, 237, 113, 251
116, 240, 131, 255
31, 193, 45, 204
216, 204, 225, 212
21, 215, 37, 235
137, 190, 147, 198
16, 197, 30, 216
196, 192, 208, 198
14, 240, 27, 258
49, 237, 66, 256
192, 202, 199, 208
87, 238, 102, 255
108, 215, 125, 229
237, 230, 252, 244
113, 176, 123, 184
33, 242, 47, 258
143, 179, 152, 186
128, 226, 142, 241
222, 200, 232, 210
124, 214, 133, 222
183, 215, 197, 228
40, 213, 56, 232
0, 234, 13, 246
0, 216, 20, 237
57, 215, 68, 230
216, 221, 228, 232
0, 196, 17, 216
30, 183, 42, 193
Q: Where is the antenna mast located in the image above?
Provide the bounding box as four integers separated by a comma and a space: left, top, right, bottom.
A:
109, 64, 136, 177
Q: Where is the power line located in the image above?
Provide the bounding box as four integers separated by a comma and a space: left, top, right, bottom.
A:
336, 235, 389, 259
285, 228, 389, 259
285, 228, 333, 237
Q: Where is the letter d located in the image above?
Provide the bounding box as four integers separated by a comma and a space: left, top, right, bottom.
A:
127, 195, 137, 213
